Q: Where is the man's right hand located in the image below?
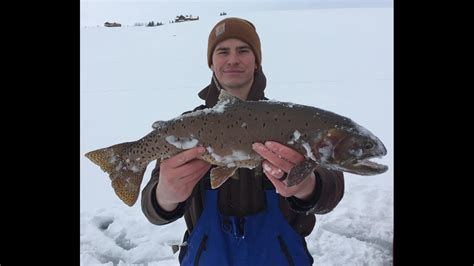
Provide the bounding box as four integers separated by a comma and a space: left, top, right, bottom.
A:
155, 146, 211, 212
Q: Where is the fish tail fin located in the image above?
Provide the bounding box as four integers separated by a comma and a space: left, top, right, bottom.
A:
85, 142, 132, 174
85, 141, 146, 206
110, 168, 145, 206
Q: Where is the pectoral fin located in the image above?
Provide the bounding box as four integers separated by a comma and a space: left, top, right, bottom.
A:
210, 166, 238, 189
287, 159, 318, 187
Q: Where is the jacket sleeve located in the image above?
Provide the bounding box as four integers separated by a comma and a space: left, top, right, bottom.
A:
286, 166, 345, 214
141, 160, 186, 225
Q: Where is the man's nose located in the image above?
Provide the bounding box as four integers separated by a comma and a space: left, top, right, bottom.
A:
226, 52, 239, 65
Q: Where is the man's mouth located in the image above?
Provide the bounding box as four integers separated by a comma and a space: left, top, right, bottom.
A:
223, 69, 243, 73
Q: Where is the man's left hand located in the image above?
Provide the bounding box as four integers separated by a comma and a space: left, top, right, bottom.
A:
252, 141, 316, 200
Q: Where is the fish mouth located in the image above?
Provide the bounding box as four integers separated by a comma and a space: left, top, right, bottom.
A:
347, 139, 388, 175
340, 142, 388, 175
349, 157, 388, 175
340, 151, 388, 175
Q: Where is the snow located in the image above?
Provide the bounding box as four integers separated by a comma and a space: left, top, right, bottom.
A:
81, 1, 393, 265
206, 146, 251, 165
212, 99, 232, 113
179, 98, 231, 118
302, 141, 318, 161
287, 130, 301, 144
165, 135, 199, 149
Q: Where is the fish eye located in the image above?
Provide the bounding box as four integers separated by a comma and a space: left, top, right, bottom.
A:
364, 141, 374, 150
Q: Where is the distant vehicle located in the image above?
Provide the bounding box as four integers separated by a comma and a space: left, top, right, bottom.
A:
104, 22, 121, 27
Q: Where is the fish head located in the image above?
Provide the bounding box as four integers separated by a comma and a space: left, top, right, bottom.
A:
312, 127, 388, 175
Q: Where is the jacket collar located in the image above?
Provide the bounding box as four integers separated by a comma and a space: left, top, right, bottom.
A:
198, 67, 267, 107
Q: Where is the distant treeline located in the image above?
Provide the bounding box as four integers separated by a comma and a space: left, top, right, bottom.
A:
104, 12, 227, 27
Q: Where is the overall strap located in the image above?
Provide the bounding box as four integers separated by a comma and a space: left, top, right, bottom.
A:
181, 189, 313, 266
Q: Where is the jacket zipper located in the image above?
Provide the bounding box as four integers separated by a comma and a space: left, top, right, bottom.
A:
278, 235, 295, 266
194, 234, 208, 266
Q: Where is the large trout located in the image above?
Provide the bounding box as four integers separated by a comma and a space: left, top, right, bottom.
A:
85, 90, 388, 206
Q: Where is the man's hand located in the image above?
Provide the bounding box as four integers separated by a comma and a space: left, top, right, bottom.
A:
252, 141, 316, 200
156, 147, 211, 211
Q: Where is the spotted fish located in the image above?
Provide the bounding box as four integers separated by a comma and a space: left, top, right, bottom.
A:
85, 90, 388, 206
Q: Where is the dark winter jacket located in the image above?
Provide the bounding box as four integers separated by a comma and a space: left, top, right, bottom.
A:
141, 67, 345, 241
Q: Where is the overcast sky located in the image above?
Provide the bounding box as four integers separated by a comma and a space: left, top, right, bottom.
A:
81, 0, 388, 2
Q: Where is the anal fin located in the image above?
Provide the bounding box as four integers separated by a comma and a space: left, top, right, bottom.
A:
210, 166, 238, 189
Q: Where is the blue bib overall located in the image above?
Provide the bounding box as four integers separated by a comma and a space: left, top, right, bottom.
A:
181, 189, 313, 266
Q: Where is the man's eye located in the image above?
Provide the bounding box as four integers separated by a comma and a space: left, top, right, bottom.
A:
239, 49, 250, 53
217, 50, 228, 55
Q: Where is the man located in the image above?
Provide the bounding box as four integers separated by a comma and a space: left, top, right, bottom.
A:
141, 17, 345, 265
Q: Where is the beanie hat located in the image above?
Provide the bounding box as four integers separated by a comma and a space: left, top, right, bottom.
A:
207, 17, 261, 69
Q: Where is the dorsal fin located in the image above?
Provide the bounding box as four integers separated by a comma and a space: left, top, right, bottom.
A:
218, 89, 241, 103
152, 121, 166, 130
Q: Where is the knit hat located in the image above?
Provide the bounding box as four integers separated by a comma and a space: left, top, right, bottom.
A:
207, 17, 261, 70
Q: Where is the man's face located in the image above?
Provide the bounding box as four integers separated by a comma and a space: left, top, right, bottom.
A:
211, 38, 257, 91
